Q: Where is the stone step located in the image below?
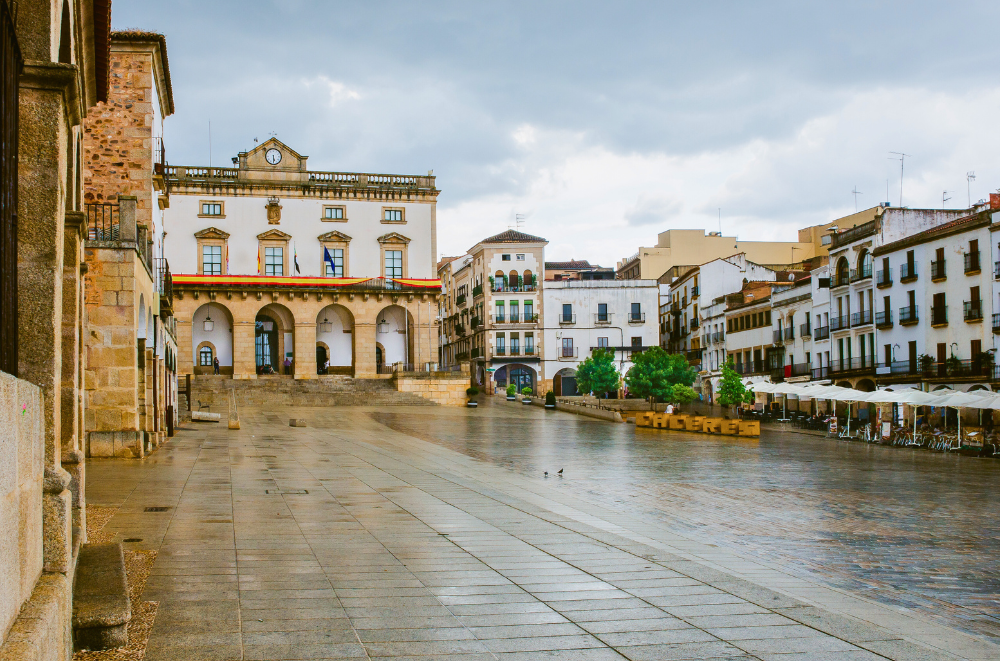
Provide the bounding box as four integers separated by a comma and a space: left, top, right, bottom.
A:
72, 542, 131, 651
186, 375, 437, 408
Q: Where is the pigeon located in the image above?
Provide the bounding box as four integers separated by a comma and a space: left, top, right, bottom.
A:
557, 469, 564, 474
544, 471, 548, 476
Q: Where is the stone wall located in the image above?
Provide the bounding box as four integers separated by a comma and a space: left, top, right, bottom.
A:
83, 48, 157, 230
394, 373, 470, 406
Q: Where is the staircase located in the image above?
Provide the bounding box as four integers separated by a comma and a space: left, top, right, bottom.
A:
183, 375, 437, 410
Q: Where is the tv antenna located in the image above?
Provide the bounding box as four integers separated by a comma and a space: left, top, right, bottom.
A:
942, 190, 952, 208
851, 187, 862, 212
510, 213, 526, 231
718, 208, 722, 235
967, 171, 976, 208
888, 151, 910, 207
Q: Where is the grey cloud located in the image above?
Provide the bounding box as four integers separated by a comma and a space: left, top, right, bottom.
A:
625, 195, 684, 227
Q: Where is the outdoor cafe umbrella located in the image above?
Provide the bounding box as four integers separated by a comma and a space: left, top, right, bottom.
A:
770, 382, 806, 419
824, 388, 875, 438
930, 390, 998, 444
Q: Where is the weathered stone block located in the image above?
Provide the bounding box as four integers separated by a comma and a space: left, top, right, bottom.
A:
42, 488, 71, 574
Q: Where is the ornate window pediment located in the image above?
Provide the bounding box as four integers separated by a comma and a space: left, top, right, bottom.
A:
194, 227, 230, 240
257, 229, 292, 241
377, 231, 410, 245
318, 230, 352, 243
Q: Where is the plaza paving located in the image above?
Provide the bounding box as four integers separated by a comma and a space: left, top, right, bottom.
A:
87, 401, 1000, 660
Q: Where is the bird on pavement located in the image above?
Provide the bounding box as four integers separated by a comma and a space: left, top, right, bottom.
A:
558, 469, 564, 474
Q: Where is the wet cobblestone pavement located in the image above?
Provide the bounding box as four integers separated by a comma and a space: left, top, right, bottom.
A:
373, 401, 1000, 642
86, 402, 1000, 660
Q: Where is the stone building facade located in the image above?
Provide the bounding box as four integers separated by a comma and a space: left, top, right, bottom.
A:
2, 0, 112, 658
162, 138, 441, 379
82, 32, 177, 457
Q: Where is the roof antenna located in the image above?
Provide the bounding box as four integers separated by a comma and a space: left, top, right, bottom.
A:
510, 213, 525, 231
967, 171, 976, 208
851, 187, 862, 212
888, 151, 909, 207
942, 190, 952, 209
718, 208, 722, 235
208, 120, 212, 168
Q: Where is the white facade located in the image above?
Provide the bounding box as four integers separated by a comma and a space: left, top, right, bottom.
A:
770, 276, 814, 380
542, 280, 659, 395
809, 264, 832, 380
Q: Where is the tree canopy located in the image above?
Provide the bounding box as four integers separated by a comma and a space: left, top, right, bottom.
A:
668, 383, 698, 405
624, 347, 697, 401
575, 348, 621, 397
717, 359, 751, 409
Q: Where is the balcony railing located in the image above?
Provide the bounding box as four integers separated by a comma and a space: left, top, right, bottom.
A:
799, 323, 811, 338
830, 315, 850, 332
154, 257, 173, 313
900, 262, 917, 282
850, 264, 872, 282
471, 347, 482, 358
995, 260, 1000, 280
814, 325, 829, 340
965, 251, 981, 274
456, 294, 467, 306
492, 282, 536, 293
471, 316, 482, 328
876, 269, 892, 287
931, 259, 946, 281
491, 314, 505, 324
875, 310, 892, 328
594, 313, 613, 325
964, 300, 983, 322
783, 327, 794, 341
876, 360, 918, 375
773, 330, 783, 345
472, 284, 483, 297
559, 313, 576, 324
735, 360, 765, 376
691, 286, 700, 298
851, 309, 872, 326
560, 346, 579, 359
830, 220, 876, 249
454, 324, 466, 336
899, 305, 919, 325
833, 273, 850, 288
85, 202, 120, 241
689, 317, 698, 330
712, 331, 724, 343
811, 366, 830, 380
629, 312, 646, 324
931, 305, 948, 326
830, 357, 875, 374
994, 313, 1000, 333
522, 346, 536, 356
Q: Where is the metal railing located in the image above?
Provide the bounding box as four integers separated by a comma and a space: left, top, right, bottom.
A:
931, 305, 948, 326
830, 357, 875, 374
783, 327, 794, 341
154, 257, 173, 310
965, 251, 981, 273
594, 313, 613, 324
811, 366, 830, 380
689, 317, 698, 329
833, 272, 850, 288
773, 330, 783, 345
851, 309, 872, 326
691, 285, 699, 298
875, 310, 892, 327
995, 260, 1000, 280
900, 262, 917, 281
964, 300, 983, 321
559, 313, 576, 324
456, 293, 466, 306
830, 315, 850, 332
472, 284, 483, 297
85, 202, 120, 240
814, 325, 829, 340
630, 312, 646, 323
560, 346, 579, 359
850, 264, 872, 282
876, 360, 917, 375
995, 313, 1000, 333
830, 220, 876, 249
899, 305, 919, 324
799, 323, 811, 337
931, 259, 946, 280
876, 269, 892, 287
712, 331, 724, 343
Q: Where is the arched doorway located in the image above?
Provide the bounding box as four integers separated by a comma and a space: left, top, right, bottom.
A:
316, 344, 329, 374
316, 304, 355, 375
192, 303, 234, 375
376, 305, 414, 368
508, 365, 536, 393
255, 303, 295, 375
375, 344, 384, 372
554, 367, 577, 396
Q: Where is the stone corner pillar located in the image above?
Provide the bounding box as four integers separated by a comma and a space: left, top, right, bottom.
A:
293, 322, 317, 380
119, 196, 137, 240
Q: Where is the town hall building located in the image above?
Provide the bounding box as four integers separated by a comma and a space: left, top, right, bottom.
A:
163, 138, 442, 379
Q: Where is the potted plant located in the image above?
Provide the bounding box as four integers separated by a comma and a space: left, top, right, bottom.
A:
506, 383, 517, 400
918, 353, 935, 375
466, 386, 479, 408
946, 354, 964, 376
521, 386, 533, 404
545, 390, 556, 409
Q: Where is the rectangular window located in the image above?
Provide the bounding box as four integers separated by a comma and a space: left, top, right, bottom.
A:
502, 254, 511, 261
201, 202, 223, 216
384, 250, 403, 278
383, 208, 403, 222
323, 206, 345, 220
324, 248, 344, 277
264, 246, 283, 276
497, 335, 505, 353
630, 302, 640, 321
562, 337, 574, 358
511, 335, 520, 354
516, 254, 525, 261
631, 336, 642, 348
525, 334, 534, 353
510, 301, 519, 323
202, 245, 222, 275
524, 300, 533, 320
598, 303, 608, 322
562, 303, 572, 322
598, 337, 609, 348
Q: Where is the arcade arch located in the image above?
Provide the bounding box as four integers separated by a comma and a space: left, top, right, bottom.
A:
192, 303, 234, 375
315, 304, 355, 374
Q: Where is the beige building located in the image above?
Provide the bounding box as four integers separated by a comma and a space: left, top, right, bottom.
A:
162, 138, 441, 379
2, 0, 112, 658
438, 230, 547, 393
81, 31, 177, 458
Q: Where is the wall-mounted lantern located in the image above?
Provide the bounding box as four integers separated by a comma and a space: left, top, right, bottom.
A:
203, 313, 214, 332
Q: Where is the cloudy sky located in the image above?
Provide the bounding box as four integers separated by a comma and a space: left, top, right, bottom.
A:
115, 1, 1000, 267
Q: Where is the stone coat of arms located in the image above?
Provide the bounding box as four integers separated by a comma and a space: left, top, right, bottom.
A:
266, 197, 282, 224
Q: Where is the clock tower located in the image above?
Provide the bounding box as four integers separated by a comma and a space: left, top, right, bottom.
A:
235, 137, 310, 181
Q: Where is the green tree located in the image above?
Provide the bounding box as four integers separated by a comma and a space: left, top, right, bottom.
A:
668, 384, 698, 405
717, 359, 751, 412
576, 348, 621, 397
624, 347, 697, 401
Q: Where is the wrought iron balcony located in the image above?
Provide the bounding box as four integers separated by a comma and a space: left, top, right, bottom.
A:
456, 293, 467, 306
931, 305, 948, 327
875, 310, 892, 328
773, 330, 783, 345
594, 313, 613, 325
965, 250, 981, 274
876, 269, 892, 287
851, 309, 872, 326
900, 262, 917, 282
964, 300, 983, 322
931, 259, 946, 281
899, 305, 919, 325
814, 325, 829, 340
783, 327, 794, 341
829, 315, 850, 332
799, 323, 811, 338
994, 313, 1000, 334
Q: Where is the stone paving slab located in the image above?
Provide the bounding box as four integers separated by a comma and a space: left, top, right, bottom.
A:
86, 406, 1000, 660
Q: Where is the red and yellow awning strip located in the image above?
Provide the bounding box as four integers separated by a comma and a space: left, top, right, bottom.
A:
172, 274, 441, 289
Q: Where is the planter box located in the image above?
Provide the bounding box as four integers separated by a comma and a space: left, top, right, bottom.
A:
467, 401, 478, 408
507, 396, 516, 401
545, 404, 556, 409
521, 398, 532, 405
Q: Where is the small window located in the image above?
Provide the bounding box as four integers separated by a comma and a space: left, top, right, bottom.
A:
384, 250, 403, 278
631, 302, 641, 321
323, 206, 345, 221
516, 254, 525, 261
598, 337, 609, 348
502, 254, 511, 261
202, 245, 222, 275
201, 202, 223, 216
383, 208, 404, 222
264, 246, 284, 276
631, 336, 642, 348
324, 248, 344, 277
821, 235, 832, 246
199, 346, 213, 366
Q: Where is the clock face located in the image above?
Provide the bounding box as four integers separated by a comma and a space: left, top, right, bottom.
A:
265, 148, 282, 165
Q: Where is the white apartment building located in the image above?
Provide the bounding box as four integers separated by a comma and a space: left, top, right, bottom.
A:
809, 264, 832, 381
724, 283, 774, 384
769, 273, 814, 382
874, 207, 995, 391
826, 220, 877, 389
543, 280, 659, 396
